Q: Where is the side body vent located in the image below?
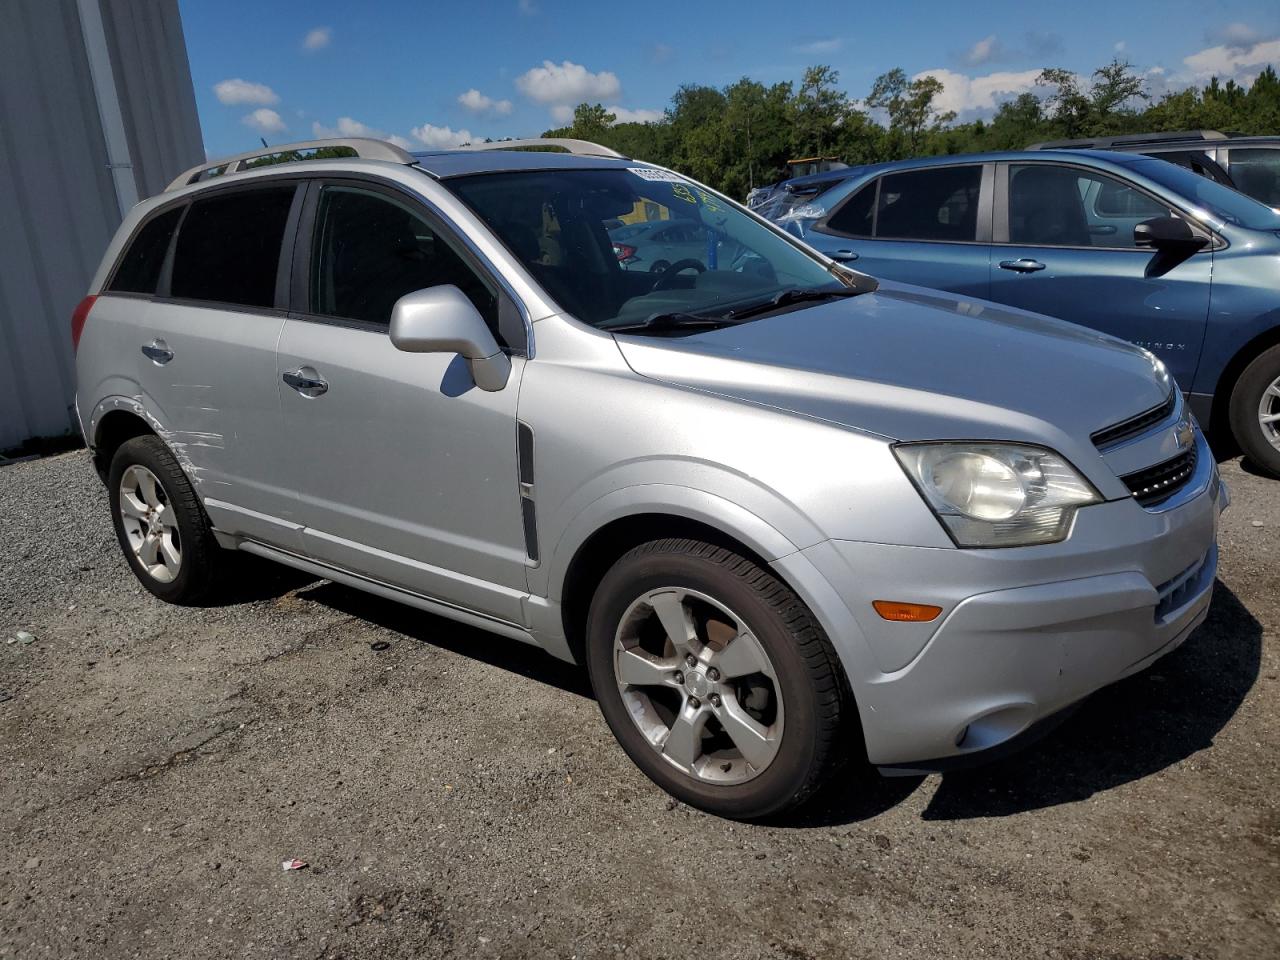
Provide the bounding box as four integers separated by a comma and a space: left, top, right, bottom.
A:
517, 421, 538, 562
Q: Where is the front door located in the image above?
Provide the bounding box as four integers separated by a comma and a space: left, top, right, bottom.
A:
989, 161, 1212, 390
276, 181, 530, 623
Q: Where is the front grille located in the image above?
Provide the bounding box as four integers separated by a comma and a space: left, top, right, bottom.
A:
1091, 391, 1177, 449
1120, 447, 1197, 507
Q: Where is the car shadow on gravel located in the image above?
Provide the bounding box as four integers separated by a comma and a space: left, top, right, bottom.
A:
920, 581, 1261, 820
287, 577, 1259, 826
295, 581, 594, 699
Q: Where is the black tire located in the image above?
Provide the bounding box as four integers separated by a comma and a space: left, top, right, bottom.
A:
648, 259, 670, 273
107, 435, 225, 604
585, 538, 848, 819
1228, 344, 1280, 479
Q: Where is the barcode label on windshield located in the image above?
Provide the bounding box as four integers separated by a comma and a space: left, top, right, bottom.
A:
628, 167, 687, 182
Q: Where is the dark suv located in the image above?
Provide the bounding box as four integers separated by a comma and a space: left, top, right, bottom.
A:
1029, 131, 1280, 209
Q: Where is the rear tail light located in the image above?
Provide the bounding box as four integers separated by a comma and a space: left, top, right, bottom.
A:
71, 295, 97, 353
613, 243, 636, 262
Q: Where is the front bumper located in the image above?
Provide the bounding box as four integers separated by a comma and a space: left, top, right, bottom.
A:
774, 432, 1225, 769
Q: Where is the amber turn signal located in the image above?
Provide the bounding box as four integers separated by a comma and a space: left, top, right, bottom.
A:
872, 600, 943, 623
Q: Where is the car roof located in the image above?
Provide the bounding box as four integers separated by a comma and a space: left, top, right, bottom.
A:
411, 149, 641, 178
798, 149, 1155, 184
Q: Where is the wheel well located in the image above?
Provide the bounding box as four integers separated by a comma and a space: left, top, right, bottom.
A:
1208, 325, 1280, 439
91, 410, 154, 480
558, 513, 778, 665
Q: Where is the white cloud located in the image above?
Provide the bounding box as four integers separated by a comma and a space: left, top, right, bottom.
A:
458, 88, 513, 115
516, 60, 621, 105
965, 35, 1000, 66
242, 108, 286, 134
1114, 40, 1127, 53
1184, 36, 1280, 82
214, 78, 279, 106
411, 123, 474, 149
608, 105, 664, 124
792, 38, 843, 55
550, 104, 574, 124
303, 27, 331, 51
1207, 22, 1263, 50
651, 43, 674, 63
913, 67, 1042, 116
311, 117, 413, 150
518, 0, 537, 13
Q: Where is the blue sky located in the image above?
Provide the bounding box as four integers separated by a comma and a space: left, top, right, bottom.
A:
179, 0, 1280, 158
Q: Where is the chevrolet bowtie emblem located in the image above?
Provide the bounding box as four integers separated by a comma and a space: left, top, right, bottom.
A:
1175, 416, 1195, 450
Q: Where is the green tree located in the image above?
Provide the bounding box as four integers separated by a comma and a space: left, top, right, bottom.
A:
866, 68, 956, 157
792, 65, 849, 159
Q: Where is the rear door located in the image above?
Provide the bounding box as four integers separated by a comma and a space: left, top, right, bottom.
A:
805, 163, 993, 298
135, 181, 302, 547
274, 179, 530, 622
988, 161, 1212, 389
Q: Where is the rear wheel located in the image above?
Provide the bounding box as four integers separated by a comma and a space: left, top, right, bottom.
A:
1228, 344, 1280, 479
108, 435, 225, 604
585, 538, 847, 819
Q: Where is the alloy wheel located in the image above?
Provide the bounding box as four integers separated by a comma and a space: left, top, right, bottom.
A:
612, 587, 784, 785
1259, 373, 1280, 452
117, 464, 182, 583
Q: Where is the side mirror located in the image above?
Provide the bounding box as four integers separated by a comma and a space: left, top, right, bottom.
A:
389, 285, 510, 392
1133, 216, 1209, 252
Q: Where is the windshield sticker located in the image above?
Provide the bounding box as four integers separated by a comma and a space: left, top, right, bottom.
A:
628, 167, 687, 182
670, 183, 698, 205
695, 188, 725, 212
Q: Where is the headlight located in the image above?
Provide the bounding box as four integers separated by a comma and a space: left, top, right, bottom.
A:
894, 443, 1101, 547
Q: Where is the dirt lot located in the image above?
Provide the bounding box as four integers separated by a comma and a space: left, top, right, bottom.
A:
1, 451, 1276, 960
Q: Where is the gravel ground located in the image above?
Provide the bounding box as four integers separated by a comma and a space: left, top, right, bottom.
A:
1, 451, 1276, 960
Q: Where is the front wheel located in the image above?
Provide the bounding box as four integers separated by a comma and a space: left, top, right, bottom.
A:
585, 538, 848, 819
1228, 344, 1280, 479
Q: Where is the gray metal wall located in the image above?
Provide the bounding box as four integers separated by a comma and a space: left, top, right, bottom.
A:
0, 0, 203, 450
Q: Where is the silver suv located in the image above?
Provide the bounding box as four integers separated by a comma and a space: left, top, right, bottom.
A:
74, 137, 1226, 818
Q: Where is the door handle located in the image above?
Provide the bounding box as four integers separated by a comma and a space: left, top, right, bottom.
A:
830, 249, 860, 262
998, 258, 1046, 273
141, 339, 173, 364
282, 368, 328, 397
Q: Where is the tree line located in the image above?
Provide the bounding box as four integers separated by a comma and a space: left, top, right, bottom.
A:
542, 61, 1280, 199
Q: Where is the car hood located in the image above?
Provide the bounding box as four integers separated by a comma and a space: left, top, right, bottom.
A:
614, 281, 1168, 460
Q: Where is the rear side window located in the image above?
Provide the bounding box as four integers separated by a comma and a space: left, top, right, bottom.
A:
874, 166, 981, 242
170, 186, 295, 308
824, 181, 875, 236
108, 207, 182, 294
308, 185, 498, 330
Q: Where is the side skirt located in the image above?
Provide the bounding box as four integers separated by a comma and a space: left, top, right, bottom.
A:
237, 540, 541, 648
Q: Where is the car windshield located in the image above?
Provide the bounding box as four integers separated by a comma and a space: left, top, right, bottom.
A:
446, 166, 867, 330
1130, 156, 1280, 229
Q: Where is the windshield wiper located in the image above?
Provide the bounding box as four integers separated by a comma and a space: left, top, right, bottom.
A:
606, 312, 735, 334
724, 287, 865, 321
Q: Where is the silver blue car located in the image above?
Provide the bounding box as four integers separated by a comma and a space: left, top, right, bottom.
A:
73, 137, 1224, 818
773, 150, 1280, 478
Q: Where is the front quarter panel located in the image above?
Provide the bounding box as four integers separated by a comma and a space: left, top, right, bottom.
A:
522, 314, 952, 612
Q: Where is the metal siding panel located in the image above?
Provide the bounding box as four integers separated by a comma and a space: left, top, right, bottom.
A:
0, 0, 203, 449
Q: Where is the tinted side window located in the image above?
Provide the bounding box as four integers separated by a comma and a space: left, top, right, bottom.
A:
874, 166, 981, 241
170, 186, 295, 308
825, 181, 875, 236
1008, 164, 1173, 248
309, 185, 498, 330
109, 207, 182, 294
1227, 148, 1280, 207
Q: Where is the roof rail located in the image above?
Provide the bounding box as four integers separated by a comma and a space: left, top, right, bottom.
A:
165, 137, 416, 192
1028, 130, 1229, 150
454, 138, 627, 159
